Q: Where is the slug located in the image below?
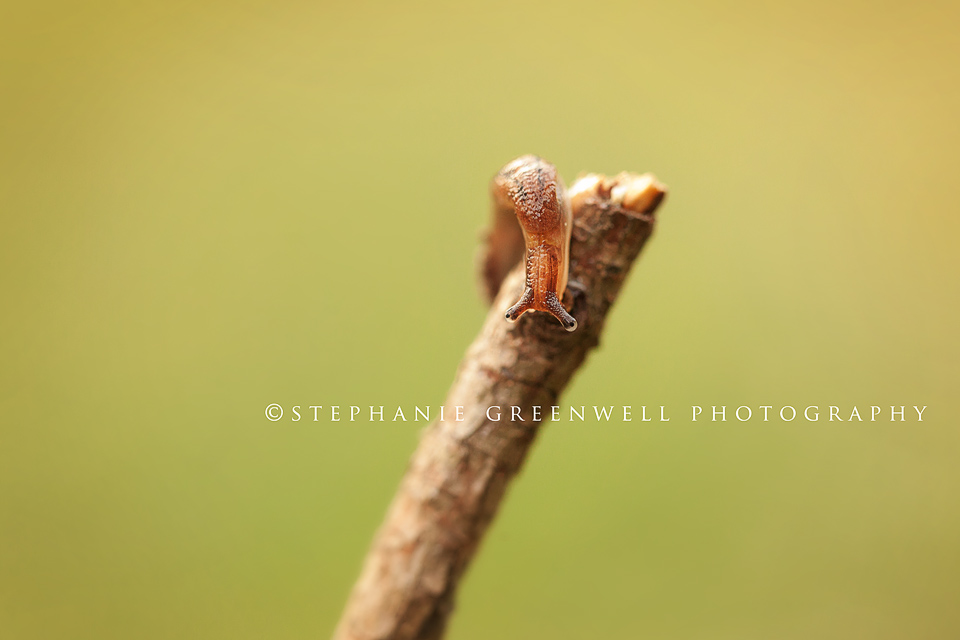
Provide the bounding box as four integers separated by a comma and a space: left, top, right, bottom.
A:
487, 155, 578, 332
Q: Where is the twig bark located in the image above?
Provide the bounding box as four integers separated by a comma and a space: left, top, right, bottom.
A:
333, 171, 667, 640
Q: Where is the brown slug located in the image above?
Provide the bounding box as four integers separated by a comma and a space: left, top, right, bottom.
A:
488, 155, 577, 332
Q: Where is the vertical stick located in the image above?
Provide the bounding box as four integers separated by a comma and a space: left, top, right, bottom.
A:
334, 172, 667, 640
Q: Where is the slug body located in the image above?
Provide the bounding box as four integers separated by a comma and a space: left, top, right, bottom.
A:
490, 156, 577, 332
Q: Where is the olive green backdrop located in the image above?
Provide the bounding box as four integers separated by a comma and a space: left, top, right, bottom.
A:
2, 1, 958, 638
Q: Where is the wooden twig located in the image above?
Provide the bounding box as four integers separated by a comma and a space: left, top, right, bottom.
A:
333, 170, 667, 640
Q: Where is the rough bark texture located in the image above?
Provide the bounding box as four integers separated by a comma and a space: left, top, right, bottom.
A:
333, 171, 667, 640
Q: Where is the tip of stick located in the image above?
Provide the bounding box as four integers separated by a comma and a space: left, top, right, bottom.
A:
611, 173, 667, 214
569, 172, 667, 215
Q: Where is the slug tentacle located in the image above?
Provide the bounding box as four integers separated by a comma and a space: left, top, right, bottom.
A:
505, 287, 535, 323
544, 292, 577, 332
486, 155, 577, 332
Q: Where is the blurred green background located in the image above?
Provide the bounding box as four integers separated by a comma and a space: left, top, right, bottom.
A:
2, 1, 959, 638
